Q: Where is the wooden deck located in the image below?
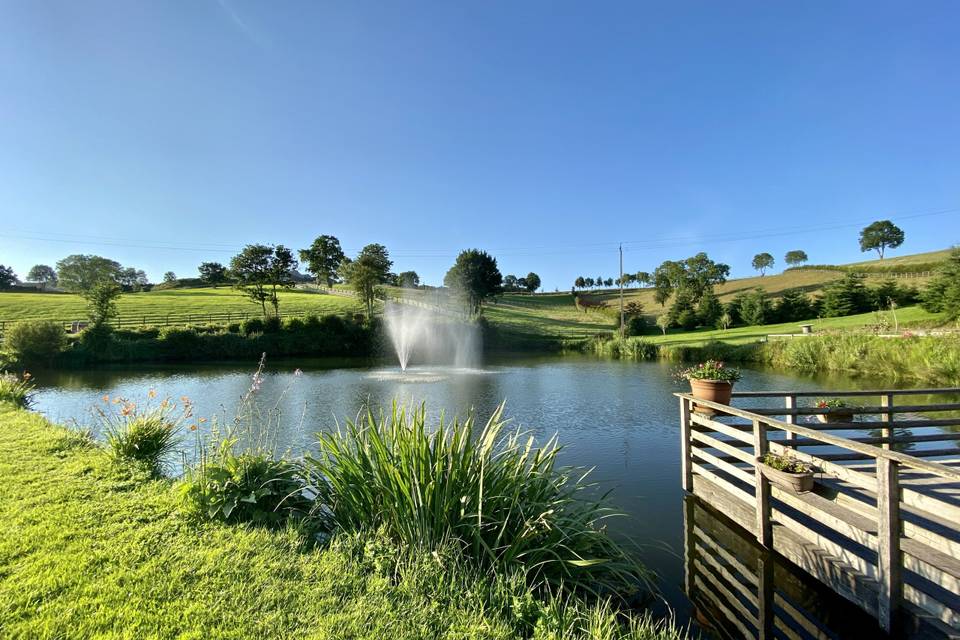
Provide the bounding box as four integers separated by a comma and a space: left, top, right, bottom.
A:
677, 388, 960, 638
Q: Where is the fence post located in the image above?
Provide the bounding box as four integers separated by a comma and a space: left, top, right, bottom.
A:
877, 457, 901, 632
679, 396, 693, 492
784, 394, 796, 443
880, 393, 894, 450
753, 418, 772, 547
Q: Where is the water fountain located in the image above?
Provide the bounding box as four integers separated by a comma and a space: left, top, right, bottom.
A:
383, 302, 481, 378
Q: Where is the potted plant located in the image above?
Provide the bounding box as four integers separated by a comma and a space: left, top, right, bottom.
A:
758, 452, 814, 493
677, 360, 742, 415
815, 398, 855, 424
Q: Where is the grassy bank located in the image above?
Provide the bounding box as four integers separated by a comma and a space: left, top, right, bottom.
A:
0, 401, 683, 639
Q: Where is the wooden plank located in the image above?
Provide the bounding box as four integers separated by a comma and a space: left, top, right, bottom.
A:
694, 557, 760, 627
692, 524, 760, 588
880, 393, 894, 451
691, 430, 755, 464
692, 576, 758, 640
771, 485, 878, 551
770, 505, 878, 580
902, 542, 960, 596
694, 539, 759, 607
767, 441, 879, 491
732, 388, 960, 398
876, 458, 902, 633
901, 487, 960, 528
740, 403, 960, 416
903, 583, 960, 628
692, 447, 755, 486
680, 396, 693, 492
775, 593, 833, 640
691, 462, 755, 507
691, 413, 755, 444
753, 419, 772, 547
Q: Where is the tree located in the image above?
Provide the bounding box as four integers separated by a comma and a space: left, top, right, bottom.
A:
574, 276, 586, 290
603, 277, 613, 287
525, 272, 541, 293
163, 272, 177, 285
773, 289, 814, 323
738, 288, 771, 326
503, 275, 519, 292
516, 277, 527, 291
652, 253, 730, 308
397, 271, 420, 288
920, 248, 960, 320
751, 253, 775, 276
230, 244, 274, 316
596, 276, 604, 289
0, 265, 16, 289
634, 271, 651, 287
859, 220, 905, 260
697, 289, 723, 327
83, 280, 122, 326
821, 273, 871, 317
26, 265, 57, 290
265, 245, 298, 316
784, 250, 808, 267
198, 262, 228, 287
718, 311, 733, 331
656, 314, 671, 335
117, 267, 148, 292
299, 235, 345, 287
584, 277, 595, 288
443, 249, 503, 315
55, 255, 121, 292
341, 243, 393, 317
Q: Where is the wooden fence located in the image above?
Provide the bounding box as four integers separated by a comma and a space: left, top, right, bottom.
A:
678, 388, 960, 636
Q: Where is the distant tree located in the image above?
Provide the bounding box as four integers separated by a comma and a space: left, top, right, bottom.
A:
738, 288, 771, 326
56, 255, 122, 292
603, 277, 613, 287
299, 235, 345, 286
163, 271, 178, 285
666, 290, 699, 329
634, 271, 651, 287
503, 275, 519, 292
117, 267, 149, 292
697, 289, 723, 327
83, 280, 122, 326
821, 273, 871, 317
718, 311, 733, 331
265, 245, 298, 316
653, 253, 729, 308
596, 275, 604, 289
198, 261, 228, 287
656, 314, 671, 335
859, 220, 905, 260
525, 272, 541, 293
341, 243, 393, 317
920, 248, 960, 320
516, 277, 528, 291
26, 264, 57, 290
751, 253, 775, 276
784, 250, 808, 267
773, 289, 815, 323
0, 265, 16, 289
443, 249, 503, 315
574, 276, 586, 290
397, 271, 420, 288
584, 277, 595, 288
230, 244, 274, 316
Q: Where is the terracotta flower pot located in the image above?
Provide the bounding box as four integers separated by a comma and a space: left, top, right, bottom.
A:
689, 379, 734, 415
816, 408, 855, 424
758, 460, 814, 493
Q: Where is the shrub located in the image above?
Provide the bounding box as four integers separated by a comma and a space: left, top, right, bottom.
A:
283, 316, 306, 331
78, 323, 116, 355
305, 402, 649, 597
263, 316, 282, 333
624, 316, 647, 337
98, 395, 188, 475
3, 319, 66, 364
157, 326, 202, 359
821, 273, 871, 317
226, 321, 242, 333
0, 372, 35, 407
240, 317, 265, 336
920, 248, 960, 320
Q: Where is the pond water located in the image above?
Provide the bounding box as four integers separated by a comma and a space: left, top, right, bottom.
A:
29, 355, 925, 637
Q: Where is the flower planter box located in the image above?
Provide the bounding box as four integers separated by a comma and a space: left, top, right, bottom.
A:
689, 379, 734, 416
757, 460, 814, 493
816, 409, 855, 424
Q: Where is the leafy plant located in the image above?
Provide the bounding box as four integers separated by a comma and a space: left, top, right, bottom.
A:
0, 372, 35, 407
815, 398, 847, 409
304, 402, 650, 597
97, 393, 188, 475
761, 452, 812, 474
2, 319, 66, 364
675, 359, 741, 383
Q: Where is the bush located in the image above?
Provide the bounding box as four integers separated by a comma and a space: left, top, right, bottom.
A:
78, 323, 116, 355
157, 327, 202, 359
821, 273, 871, 317
283, 316, 306, 331
98, 396, 187, 476
226, 321, 241, 333
624, 316, 647, 337
0, 372, 35, 407
305, 402, 649, 596
920, 248, 960, 320
263, 316, 282, 333
240, 317, 265, 336
3, 319, 66, 364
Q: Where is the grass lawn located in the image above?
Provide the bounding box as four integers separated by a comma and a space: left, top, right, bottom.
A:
0, 287, 361, 323
0, 402, 679, 639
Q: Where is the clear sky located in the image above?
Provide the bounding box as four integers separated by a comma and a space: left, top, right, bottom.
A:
1, 1, 958, 289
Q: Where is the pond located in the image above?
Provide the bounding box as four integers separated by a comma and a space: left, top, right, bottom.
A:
30, 355, 919, 637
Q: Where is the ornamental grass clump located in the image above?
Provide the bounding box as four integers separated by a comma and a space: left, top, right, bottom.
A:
97, 391, 188, 476
0, 372, 35, 407
305, 402, 651, 597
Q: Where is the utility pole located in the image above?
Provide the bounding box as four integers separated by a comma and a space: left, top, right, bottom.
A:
619, 243, 625, 337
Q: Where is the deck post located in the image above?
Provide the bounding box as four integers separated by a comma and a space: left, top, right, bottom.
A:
757, 553, 775, 638
877, 457, 902, 633
880, 393, 894, 450
752, 418, 772, 547
680, 396, 693, 492
784, 394, 796, 442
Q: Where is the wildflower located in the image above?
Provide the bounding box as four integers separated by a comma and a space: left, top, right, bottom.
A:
148, 389, 157, 399
22, 372, 32, 379
189, 424, 198, 431
198, 417, 207, 424
102, 395, 110, 403
181, 395, 191, 404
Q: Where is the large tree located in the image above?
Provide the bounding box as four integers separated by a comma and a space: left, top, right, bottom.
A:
0, 265, 16, 289
117, 267, 149, 292
574, 276, 586, 290
652, 253, 730, 319
341, 243, 393, 317
634, 271, 651, 287
503, 275, 519, 292
443, 249, 503, 315
751, 252, 775, 276
26, 264, 57, 290
265, 245, 298, 316
920, 248, 960, 320
525, 272, 541, 293
859, 220, 905, 260
56, 254, 122, 292
784, 250, 808, 267
299, 235, 345, 287
198, 261, 228, 287
396, 271, 420, 288
230, 244, 274, 316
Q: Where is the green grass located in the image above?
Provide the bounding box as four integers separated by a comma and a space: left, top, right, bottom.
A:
0, 403, 684, 639
0, 287, 361, 323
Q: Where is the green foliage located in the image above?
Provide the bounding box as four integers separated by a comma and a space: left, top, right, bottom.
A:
624, 315, 647, 337
396, 270, 420, 288
0, 372, 35, 407
870, 279, 919, 309
920, 248, 960, 320
666, 290, 698, 329
761, 453, 811, 474
773, 289, 815, 324
0, 265, 16, 289
197, 261, 228, 286
26, 264, 57, 289
784, 250, 808, 267
157, 326, 202, 357
738, 288, 771, 326
55, 254, 122, 292
299, 234, 345, 287
443, 249, 504, 315
2, 319, 66, 364
97, 396, 188, 476
751, 252, 775, 275
83, 280, 123, 326
230, 244, 298, 317
676, 359, 741, 382
525, 272, 541, 293
821, 273, 871, 317
341, 243, 393, 317
859, 219, 905, 259
652, 253, 730, 310
696, 289, 722, 327
240, 316, 265, 335
305, 402, 649, 597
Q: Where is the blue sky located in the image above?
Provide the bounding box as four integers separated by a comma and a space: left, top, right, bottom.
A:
1, 1, 958, 289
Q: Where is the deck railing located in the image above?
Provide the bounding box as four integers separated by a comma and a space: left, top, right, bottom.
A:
677, 388, 960, 635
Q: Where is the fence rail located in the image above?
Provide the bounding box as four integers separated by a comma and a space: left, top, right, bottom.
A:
678, 387, 960, 636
